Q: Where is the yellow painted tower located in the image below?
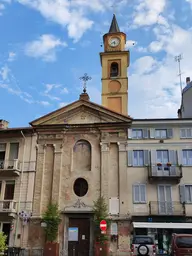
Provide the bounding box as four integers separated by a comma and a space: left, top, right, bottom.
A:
100, 14, 130, 115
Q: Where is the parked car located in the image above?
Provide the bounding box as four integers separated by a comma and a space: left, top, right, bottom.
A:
170, 233, 192, 256
131, 235, 156, 256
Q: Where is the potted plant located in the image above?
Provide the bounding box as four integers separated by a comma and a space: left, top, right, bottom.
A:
42, 203, 61, 256
157, 163, 162, 166
167, 162, 172, 166
0, 232, 7, 254
93, 196, 111, 256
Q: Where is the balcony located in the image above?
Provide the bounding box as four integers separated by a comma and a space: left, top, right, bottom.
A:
0, 160, 20, 176
149, 201, 185, 216
148, 165, 182, 183
0, 200, 17, 213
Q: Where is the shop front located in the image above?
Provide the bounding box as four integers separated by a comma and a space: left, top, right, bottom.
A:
132, 217, 192, 254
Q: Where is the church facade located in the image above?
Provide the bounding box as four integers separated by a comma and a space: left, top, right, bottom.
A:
28, 14, 132, 255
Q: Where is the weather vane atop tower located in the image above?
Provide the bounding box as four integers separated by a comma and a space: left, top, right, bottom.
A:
79, 73, 92, 93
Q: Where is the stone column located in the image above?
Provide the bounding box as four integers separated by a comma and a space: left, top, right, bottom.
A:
117, 142, 128, 214
100, 142, 110, 201
52, 143, 63, 205
33, 144, 46, 216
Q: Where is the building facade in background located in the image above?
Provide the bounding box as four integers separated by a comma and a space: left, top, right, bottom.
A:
0, 120, 36, 248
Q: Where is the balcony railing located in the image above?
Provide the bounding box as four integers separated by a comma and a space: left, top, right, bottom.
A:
0, 159, 20, 176
0, 159, 20, 170
0, 200, 17, 213
149, 201, 185, 216
148, 165, 182, 182
0, 160, 36, 177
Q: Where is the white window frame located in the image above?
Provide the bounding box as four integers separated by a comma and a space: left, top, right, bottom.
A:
155, 129, 167, 139
182, 149, 192, 166
132, 129, 143, 139
133, 150, 144, 166
180, 128, 192, 139
133, 184, 147, 204
185, 185, 192, 203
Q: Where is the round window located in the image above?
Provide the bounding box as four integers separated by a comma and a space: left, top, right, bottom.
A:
73, 178, 88, 197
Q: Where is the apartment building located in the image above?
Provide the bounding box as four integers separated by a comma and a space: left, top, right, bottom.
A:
128, 119, 192, 252
0, 120, 36, 248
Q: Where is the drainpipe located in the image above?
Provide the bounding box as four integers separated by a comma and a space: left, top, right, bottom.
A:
14, 130, 26, 247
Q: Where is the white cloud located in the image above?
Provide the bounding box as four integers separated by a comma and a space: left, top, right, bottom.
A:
128, 23, 192, 118
25, 34, 67, 61
44, 83, 61, 93
0, 65, 10, 81
60, 87, 68, 94
8, 52, 16, 62
148, 41, 164, 53
38, 101, 50, 106
0, 0, 11, 15
132, 0, 168, 27
16, 0, 95, 42
186, 0, 192, 7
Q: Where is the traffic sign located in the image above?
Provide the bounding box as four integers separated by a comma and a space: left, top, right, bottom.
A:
100, 220, 107, 231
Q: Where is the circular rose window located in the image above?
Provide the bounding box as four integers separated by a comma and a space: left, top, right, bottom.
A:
73, 178, 88, 197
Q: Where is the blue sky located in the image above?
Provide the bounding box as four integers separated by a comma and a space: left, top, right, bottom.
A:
1, 0, 192, 127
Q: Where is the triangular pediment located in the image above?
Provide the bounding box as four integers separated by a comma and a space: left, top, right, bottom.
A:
30, 99, 131, 126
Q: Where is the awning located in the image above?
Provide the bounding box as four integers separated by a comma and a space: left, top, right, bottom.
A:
133, 222, 192, 229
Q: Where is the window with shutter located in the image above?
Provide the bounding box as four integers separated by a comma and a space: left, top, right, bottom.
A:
143, 129, 149, 139
128, 129, 132, 139
179, 185, 186, 203
133, 184, 146, 204
128, 151, 133, 166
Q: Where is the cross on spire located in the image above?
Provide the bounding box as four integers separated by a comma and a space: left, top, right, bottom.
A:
79, 73, 92, 93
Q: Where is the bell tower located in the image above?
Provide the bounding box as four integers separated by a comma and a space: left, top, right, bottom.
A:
100, 14, 130, 115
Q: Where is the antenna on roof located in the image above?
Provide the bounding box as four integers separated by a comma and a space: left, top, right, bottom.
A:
175, 54, 184, 97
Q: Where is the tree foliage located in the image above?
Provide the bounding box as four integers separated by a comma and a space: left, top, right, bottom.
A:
42, 203, 61, 242
93, 196, 110, 243
0, 232, 7, 252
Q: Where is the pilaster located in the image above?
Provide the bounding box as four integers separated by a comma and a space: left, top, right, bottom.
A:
33, 144, 46, 216
117, 142, 128, 214
51, 143, 63, 206
100, 142, 110, 201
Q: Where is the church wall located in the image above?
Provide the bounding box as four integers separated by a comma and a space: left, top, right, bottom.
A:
109, 143, 119, 198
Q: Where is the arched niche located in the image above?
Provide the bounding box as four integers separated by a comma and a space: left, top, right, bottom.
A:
73, 140, 91, 171
110, 62, 119, 77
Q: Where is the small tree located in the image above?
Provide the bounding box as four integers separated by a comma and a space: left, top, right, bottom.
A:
0, 232, 7, 252
42, 203, 61, 242
93, 196, 111, 243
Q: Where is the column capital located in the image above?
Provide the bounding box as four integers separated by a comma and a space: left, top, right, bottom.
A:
100, 142, 110, 152
117, 142, 128, 152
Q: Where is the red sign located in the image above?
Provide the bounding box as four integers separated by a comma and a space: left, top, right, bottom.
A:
100, 220, 107, 231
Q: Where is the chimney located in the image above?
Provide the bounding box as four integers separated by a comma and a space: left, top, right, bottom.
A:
0, 120, 9, 129
186, 77, 190, 84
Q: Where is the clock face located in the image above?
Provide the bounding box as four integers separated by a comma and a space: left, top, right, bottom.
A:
109, 37, 120, 47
